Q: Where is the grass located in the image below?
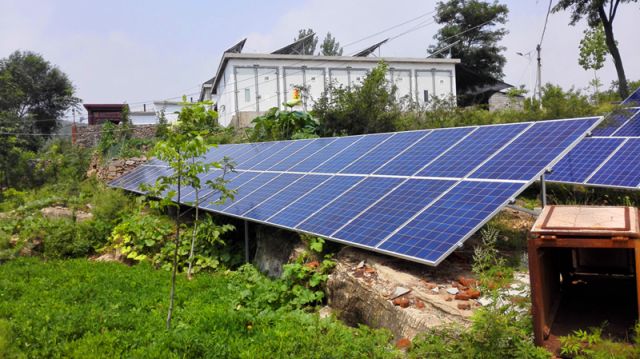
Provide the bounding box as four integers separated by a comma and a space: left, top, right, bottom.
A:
0, 258, 397, 358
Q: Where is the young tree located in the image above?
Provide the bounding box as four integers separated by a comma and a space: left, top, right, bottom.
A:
428, 0, 509, 82
553, 0, 637, 99
314, 62, 400, 136
144, 99, 234, 329
0, 50, 80, 136
578, 24, 608, 95
319, 32, 343, 56
294, 29, 318, 55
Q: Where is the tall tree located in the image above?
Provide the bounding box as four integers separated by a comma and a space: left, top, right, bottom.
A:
428, 0, 509, 81
294, 29, 318, 55
0, 51, 79, 136
319, 32, 343, 56
553, 0, 637, 99
578, 24, 608, 94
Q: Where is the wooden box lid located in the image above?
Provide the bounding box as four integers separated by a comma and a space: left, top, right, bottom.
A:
531, 205, 639, 239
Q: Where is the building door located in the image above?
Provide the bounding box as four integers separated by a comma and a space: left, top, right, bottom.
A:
257, 67, 279, 111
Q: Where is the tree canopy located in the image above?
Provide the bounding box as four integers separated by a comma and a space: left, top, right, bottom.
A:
428, 0, 509, 82
319, 32, 343, 56
0, 50, 79, 135
553, 0, 638, 98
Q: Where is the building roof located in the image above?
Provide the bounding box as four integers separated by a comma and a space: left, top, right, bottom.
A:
210, 53, 460, 94
83, 104, 125, 111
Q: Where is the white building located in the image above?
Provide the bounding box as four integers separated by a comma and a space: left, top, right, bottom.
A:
201, 53, 460, 127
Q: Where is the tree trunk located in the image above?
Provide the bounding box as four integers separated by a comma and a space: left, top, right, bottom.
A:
187, 187, 199, 280
598, 6, 628, 99
166, 171, 181, 330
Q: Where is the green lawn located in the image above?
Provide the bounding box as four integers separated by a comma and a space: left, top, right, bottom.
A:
0, 258, 396, 358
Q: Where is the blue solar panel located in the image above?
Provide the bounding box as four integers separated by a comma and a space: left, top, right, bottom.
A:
470, 118, 599, 180
223, 173, 302, 215
231, 142, 278, 166
267, 138, 335, 171
418, 123, 529, 178
239, 142, 294, 169
268, 176, 363, 228
613, 110, 640, 136
296, 177, 403, 236
181, 169, 228, 204
588, 139, 640, 187
334, 179, 455, 247
591, 108, 639, 136
250, 140, 315, 170
375, 127, 472, 176
546, 138, 624, 184
288, 136, 363, 172
622, 87, 640, 106
112, 116, 598, 266
341, 131, 428, 174
245, 175, 331, 221
378, 181, 523, 264
312, 133, 392, 173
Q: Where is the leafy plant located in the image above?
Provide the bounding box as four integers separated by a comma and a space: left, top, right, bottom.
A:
472, 226, 514, 290
250, 107, 318, 141
559, 324, 640, 358
108, 212, 173, 261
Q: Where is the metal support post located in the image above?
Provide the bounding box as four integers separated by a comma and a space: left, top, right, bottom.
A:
540, 174, 547, 207
244, 220, 250, 263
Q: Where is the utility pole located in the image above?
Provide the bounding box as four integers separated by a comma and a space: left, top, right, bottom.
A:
536, 44, 542, 109
72, 108, 77, 145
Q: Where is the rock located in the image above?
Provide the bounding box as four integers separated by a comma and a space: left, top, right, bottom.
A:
445, 296, 453, 302
125, 160, 135, 165
356, 260, 365, 269
455, 292, 471, 301
395, 338, 412, 350
478, 297, 493, 306
457, 276, 478, 288
327, 247, 472, 340
252, 225, 304, 278
466, 289, 481, 299
392, 296, 410, 308
431, 287, 440, 294
446, 287, 459, 295
318, 306, 332, 319
390, 286, 411, 299
457, 302, 471, 310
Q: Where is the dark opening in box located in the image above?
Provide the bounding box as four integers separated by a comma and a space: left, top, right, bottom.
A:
537, 247, 637, 341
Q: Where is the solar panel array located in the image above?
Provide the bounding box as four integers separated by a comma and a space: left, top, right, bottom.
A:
548, 86, 640, 189
112, 117, 599, 265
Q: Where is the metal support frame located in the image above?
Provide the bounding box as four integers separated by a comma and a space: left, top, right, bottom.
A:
244, 220, 250, 263
540, 173, 547, 207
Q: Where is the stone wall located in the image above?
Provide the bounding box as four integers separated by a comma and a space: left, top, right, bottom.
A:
75, 124, 158, 148
488, 92, 524, 112
87, 154, 148, 182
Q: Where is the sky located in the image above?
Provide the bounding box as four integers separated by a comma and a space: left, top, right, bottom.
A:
1, 0, 638, 118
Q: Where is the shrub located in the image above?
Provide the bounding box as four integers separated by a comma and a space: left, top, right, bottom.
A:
107, 212, 174, 262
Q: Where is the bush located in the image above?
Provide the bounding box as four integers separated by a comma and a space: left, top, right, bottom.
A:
107, 211, 174, 262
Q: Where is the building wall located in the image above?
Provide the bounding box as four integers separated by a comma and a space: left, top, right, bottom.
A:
488, 92, 524, 112
130, 113, 158, 125
214, 57, 457, 127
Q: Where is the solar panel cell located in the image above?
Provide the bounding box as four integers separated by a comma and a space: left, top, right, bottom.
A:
588, 139, 640, 187
312, 134, 391, 173
223, 173, 302, 215
334, 179, 455, 246
376, 127, 473, 176
244, 175, 331, 221
268, 176, 363, 228
612, 111, 640, 136
470, 118, 599, 180
546, 138, 624, 184
419, 123, 529, 178
340, 131, 428, 174
591, 108, 639, 136
267, 138, 335, 171
288, 136, 363, 172
296, 177, 403, 236
378, 181, 523, 264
